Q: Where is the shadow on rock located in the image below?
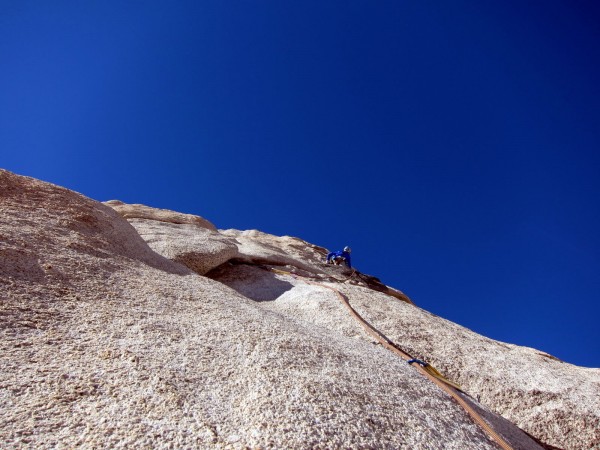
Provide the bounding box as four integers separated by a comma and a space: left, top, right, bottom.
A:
207, 262, 294, 302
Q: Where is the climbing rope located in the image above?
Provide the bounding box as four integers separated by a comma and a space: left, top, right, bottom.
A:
267, 266, 514, 450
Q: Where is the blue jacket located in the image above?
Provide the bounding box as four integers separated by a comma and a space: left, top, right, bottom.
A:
327, 250, 352, 268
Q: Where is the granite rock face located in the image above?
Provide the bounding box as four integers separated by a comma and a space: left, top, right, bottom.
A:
213, 264, 600, 450
1, 169, 598, 449
219, 228, 329, 274
103, 202, 238, 275
104, 200, 217, 230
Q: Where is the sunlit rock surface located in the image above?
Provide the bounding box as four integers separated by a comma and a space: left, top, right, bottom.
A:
1, 169, 598, 449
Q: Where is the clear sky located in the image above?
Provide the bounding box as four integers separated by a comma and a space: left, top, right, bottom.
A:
2, 1, 599, 367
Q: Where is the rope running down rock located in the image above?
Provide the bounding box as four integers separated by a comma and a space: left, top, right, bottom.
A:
268, 267, 514, 450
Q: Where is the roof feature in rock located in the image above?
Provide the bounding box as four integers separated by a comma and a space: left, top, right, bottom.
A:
104, 200, 217, 230
127, 218, 238, 275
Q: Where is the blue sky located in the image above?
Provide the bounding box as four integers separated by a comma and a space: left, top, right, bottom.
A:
2, 1, 599, 367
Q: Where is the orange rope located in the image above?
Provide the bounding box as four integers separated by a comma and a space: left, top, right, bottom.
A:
271, 268, 514, 450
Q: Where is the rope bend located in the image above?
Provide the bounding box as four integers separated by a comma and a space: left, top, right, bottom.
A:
268, 267, 514, 450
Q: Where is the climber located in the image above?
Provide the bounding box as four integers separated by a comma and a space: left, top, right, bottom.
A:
326, 246, 352, 268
